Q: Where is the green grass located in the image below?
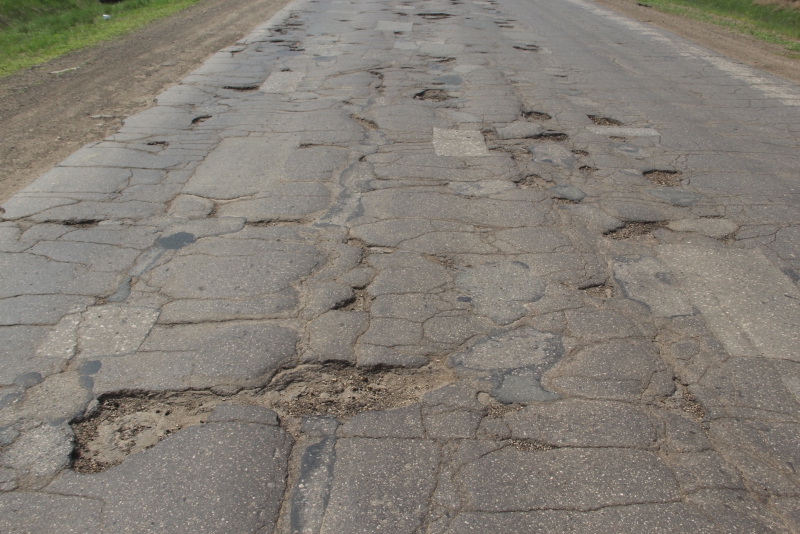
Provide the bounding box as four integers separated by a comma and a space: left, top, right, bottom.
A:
637, 0, 800, 52
0, 0, 202, 78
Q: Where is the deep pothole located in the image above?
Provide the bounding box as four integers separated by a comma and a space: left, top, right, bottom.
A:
71, 363, 454, 473
643, 169, 682, 187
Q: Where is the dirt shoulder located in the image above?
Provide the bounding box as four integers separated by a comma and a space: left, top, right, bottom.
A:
592, 0, 800, 86
0, 0, 289, 204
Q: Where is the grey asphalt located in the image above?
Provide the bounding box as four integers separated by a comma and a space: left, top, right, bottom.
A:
1, 0, 800, 531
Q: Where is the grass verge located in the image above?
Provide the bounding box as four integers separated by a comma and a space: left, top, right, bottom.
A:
634, 0, 800, 53
0, 0, 202, 78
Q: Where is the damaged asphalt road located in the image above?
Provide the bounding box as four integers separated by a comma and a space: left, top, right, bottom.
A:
2, 0, 800, 531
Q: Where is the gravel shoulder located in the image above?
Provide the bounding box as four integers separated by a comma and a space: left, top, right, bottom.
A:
592, 0, 800, 86
0, 0, 289, 204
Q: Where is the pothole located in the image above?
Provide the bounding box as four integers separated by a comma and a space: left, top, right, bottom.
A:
485, 402, 523, 418
191, 115, 212, 125
581, 283, 614, 298
147, 141, 169, 147
351, 114, 378, 130
266, 363, 453, 419
511, 439, 556, 452
339, 288, 373, 311
579, 165, 596, 173
643, 169, 682, 187
72, 393, 218, 474
656, 380, 705, 423
414, 89, 452, 101
417, 12, 452, 19
514, 174, 548, 189
513, 44, 540, 52
523, 111, 551, 121
553, 198, 578, 205
223, 85, 260, 92
247, 219, 308, 227
572, 149, 589, 156
57, 219, 102, 227
588, 115, 623, 126
424, 253, 454, 268
72, 363, 455, 473
605, 221, 664, 240
532, 132, 568, 142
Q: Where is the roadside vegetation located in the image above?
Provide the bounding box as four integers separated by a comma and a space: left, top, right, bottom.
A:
0, 0, 201, 77
636, 0, 800, 53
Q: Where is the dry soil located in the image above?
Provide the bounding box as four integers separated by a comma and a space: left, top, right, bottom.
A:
0, 0, 290, 204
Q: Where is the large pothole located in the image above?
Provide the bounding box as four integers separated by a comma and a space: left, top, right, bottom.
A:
71, 362, 454, 473
72, 393, 217, 474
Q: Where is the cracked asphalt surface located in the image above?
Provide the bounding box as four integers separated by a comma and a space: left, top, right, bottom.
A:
1, 0, 800, 531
